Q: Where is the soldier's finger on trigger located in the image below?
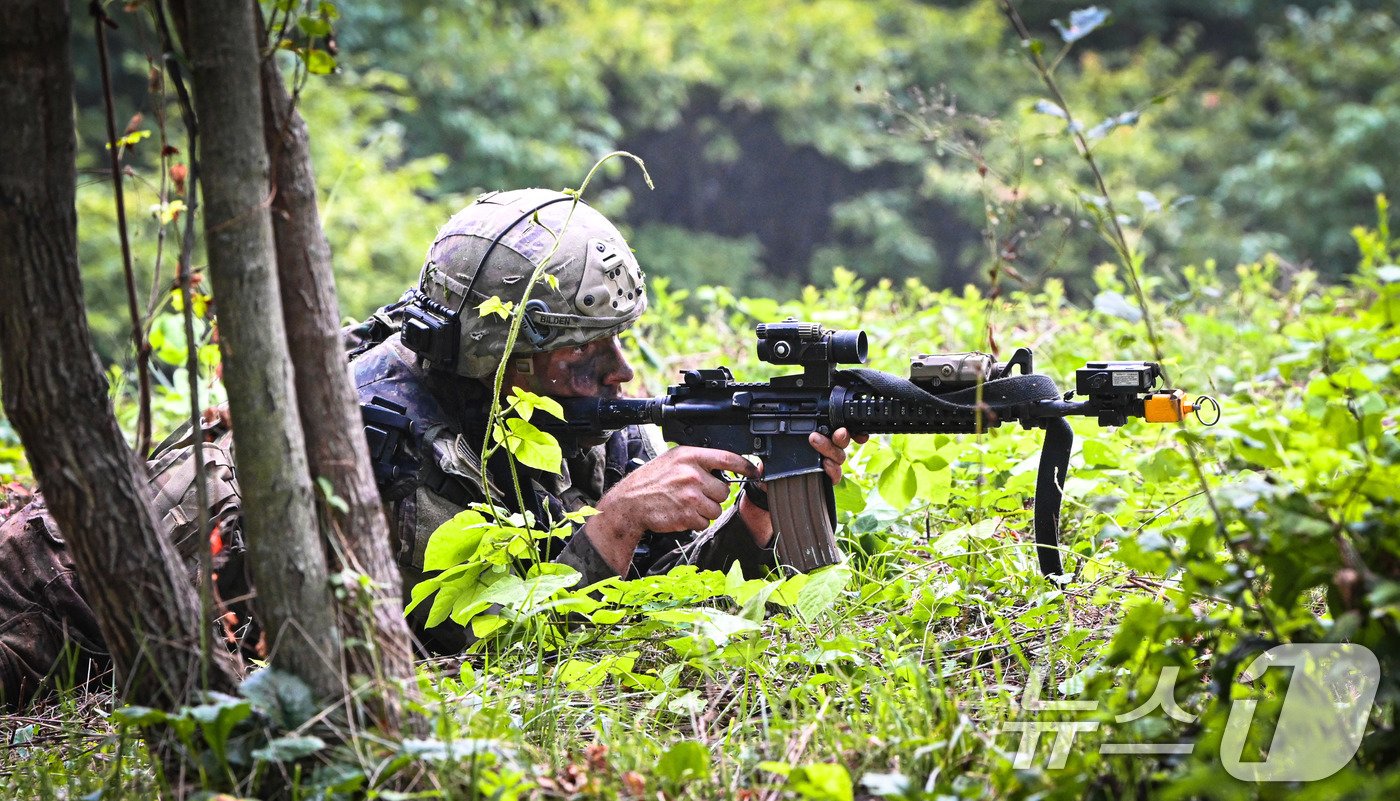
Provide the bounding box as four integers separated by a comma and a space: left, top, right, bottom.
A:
690, 447, 757, 479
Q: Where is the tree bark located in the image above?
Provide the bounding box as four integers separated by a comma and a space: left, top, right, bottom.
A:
184, 0, 343, 703
259, 21, 415, 730
0, 0, 238, 712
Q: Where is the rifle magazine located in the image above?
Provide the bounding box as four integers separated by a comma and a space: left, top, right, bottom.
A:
771, 472, 842, 574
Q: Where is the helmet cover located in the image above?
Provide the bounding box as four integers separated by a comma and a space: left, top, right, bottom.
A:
416, 188, 647, 378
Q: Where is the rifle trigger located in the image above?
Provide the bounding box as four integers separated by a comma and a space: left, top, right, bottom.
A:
710, 469, 744, 484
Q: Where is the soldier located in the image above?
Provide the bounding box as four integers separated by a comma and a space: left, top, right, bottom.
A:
0, 188, 860, 704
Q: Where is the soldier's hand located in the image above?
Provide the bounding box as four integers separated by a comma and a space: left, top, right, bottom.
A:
586, 446, 759, 573
809, 427, 867, 485
735, 428, 866, 548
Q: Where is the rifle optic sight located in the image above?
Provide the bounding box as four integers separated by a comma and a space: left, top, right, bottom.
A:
756, 317, 868, 367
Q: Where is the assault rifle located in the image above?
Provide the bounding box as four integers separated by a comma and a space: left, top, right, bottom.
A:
542, 319, 1218, 576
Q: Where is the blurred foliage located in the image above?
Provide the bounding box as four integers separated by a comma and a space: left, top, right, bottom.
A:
57, 0, 1400, 363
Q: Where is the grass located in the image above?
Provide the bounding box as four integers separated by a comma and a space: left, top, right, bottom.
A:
3, 251, 1399, 799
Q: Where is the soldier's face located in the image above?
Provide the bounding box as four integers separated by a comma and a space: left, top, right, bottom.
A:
508, 336, 635, 399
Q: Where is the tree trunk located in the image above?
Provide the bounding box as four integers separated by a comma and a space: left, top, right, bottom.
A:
259, 23, 415, 731
184, 0, 343, 703
0, 0, 238, 712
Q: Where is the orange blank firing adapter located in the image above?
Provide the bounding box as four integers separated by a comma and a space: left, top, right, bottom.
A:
1144, 389, 1220, 424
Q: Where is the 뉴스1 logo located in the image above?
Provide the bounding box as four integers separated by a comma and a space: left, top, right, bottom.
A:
1000, 643, 1379, 782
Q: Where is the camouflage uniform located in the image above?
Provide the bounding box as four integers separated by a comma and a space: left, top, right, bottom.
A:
0, 335, 775, 703
0, 189, 778, 705
0, 425, 252, 707
349, 328, 776, 654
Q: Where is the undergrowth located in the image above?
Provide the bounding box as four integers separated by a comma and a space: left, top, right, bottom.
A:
5, 226, 1399, 798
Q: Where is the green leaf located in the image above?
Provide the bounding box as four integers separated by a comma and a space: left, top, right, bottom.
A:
876, 459, 918, 509
795, 564, 852, 619
297, 16, 332, 37
501, 417, 562, 473
648, 608, 760, 646
450, 570, 526, 623
508, 386, 564, 421
832, 475, 868, 515
240, 668, 319, 730
471, 614, 508, 638
315, 476, 349, 514
422, 510, 489, 570
304, 48, 336, 75
111, 705, 169, 727
476, 296, 514, 319
1082, 439, 1119, 468
760, 761, 793, 777
656, 740, 710, 785
188, 693, 252, 765
789, 763, 854, 801
253, 735, 326, 763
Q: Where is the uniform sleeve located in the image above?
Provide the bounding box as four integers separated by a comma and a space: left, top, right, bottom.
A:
552, 522, 620, 586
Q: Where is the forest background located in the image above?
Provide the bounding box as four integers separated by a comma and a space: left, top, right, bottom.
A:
3, 0, 1400, 799
46, 0, 1399, 364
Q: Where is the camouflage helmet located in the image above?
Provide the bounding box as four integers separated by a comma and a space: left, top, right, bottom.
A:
410, 188, 647, 378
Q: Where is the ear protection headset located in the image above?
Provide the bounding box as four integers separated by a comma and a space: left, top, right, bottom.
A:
400, 194, 578, 372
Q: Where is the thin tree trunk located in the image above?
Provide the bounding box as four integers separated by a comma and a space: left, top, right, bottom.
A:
0, 0, 238, 717
258, 22, 415, 731
184, 0, 343, 703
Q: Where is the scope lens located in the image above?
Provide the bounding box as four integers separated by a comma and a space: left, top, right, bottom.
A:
831, 330, 868, 364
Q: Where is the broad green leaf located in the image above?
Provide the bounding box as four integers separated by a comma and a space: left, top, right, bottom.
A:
1082, 439, 1119, 468
788, 763, 854, 801
422, 510, 489, 570
832, 475, 868, 514
771, 572, 811, 607
476, 296, 514, 319
876, 459, 918, 509
501, 418, 562, 473
656, 740, 710, 785
253, 735, 327, 763
471, 614, 508, 639
304, 48, 336, 75
425, 565, 484, 627
795, 564, 852, 619
297, 16, 332, 37
240, 669, 318, 730
509, 386, 564, 421
111, 706, 169, 727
